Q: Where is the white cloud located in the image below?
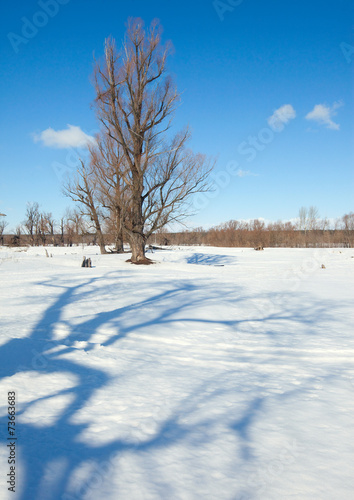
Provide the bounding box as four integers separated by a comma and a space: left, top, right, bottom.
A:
236, 169, 258, 178
267, 104, 296, 128
33, 125, 96, 149
305, 101, 343, 130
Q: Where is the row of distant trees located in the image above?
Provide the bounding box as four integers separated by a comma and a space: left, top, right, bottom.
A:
1, 204, 353, 248
155, 210, 354, 249
0, 203, 102, 248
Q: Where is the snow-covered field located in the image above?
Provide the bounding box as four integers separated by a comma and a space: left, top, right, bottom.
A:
0, 245, 353, 500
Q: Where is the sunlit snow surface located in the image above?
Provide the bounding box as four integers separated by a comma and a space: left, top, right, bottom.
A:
0, 245, 353, 500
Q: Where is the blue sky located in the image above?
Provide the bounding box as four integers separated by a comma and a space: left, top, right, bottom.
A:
0, 0, 353, 231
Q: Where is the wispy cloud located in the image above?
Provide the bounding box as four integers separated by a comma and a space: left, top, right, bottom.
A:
305, 101, 343, 130
236, 169, 258, 178
33, 125, 96, 149
267, 104, 296, 128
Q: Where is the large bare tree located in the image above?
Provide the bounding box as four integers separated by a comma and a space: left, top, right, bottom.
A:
92, 18, 213, 262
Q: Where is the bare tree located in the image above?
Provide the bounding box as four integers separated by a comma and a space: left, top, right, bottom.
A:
64, 218, 75, 247
308, 206, 319, 231
0, 219, 8, 245
59, 215, 67, 246
42, 212, 56, 246
70, 209, 86, 244
37, 213, 50, 245
63, 162, 107, 253
297, 206, 320, 246
298, 206, 319, 231
0, 219, 8, 235
23, 202, 40, 245
93, 19, 213, 263
88, 133, 128, 253
342, 212, 354, 247
9, 225, 23, 247
62, 208, 85, 247
298, 206, 308, 233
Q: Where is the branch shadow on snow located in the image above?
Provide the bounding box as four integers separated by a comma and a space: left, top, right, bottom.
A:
0, 270, 342, 500
186, 252, 236, 266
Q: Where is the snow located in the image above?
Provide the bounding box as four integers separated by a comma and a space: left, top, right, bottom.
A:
0, 245, 353, 500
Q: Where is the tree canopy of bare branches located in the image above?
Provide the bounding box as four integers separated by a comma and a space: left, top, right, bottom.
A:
87, 18, 213, 261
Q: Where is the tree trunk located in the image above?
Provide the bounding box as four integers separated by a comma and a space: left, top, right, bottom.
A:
113, 207, 124, 253
128, 172, 146, 262
97, 229, 106, 254
129, 228, 146, 262
98, 238, 106, 254
91, 214, 106, 254
114, 232, 124, 253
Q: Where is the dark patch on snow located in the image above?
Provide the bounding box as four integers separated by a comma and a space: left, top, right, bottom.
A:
186, 253, 236, 266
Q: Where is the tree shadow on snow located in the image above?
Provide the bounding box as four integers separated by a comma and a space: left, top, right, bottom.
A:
186, 252, 236, 266
0, 270, 344, 500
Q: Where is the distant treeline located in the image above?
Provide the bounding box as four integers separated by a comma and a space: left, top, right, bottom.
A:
155, 211, 354, 248
1, 206, 353, 249
155, 223, 354, 248
3, 224, 353, 249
